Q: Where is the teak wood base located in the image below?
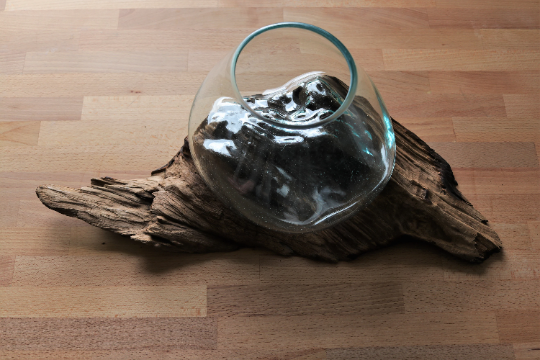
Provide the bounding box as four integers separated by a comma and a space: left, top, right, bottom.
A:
36, 119, 502, 263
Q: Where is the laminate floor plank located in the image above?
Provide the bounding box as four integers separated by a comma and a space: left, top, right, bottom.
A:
0, 348, 326, 360
217, 312, 499, 349
383, 49, 540, 71
490, 224, 533, 250
283, 8, 431, 32
480, 29, 540, 49
0, 29, 79, 53
0, 121, 40, 146
452, 117, 540, 143
497, 311, 540, 344
23, 51, 188, 74
404, 280, 540, 312
427, 8, 540, 29
427, 142, 539, 168
434, 0, 539, 8
386, 93, 507, 118
0, 97, 83, 122
12, 251, 260, 286
0, 144, 179, 172
513, 343, 540, 359
118, 8, 284, 30
466, 194, 540, 224
0, 73, 206, 97
5, 0, 219, 11
0, 50, 25, 75
0, 318, 217, 350
0, 9, 119, 32
0, 256, 15, 286
327, 344, 515, 360
38, 119, 188, 147
80, 95, 194, 121
260, 243, 446, 285
0, 227, 71, 256
452, 168, 540, 195
0, 286, 207, 317
208, 283, 405, 317
530, 221, 540, 250
429, 71, 540, 94
395, 117, 456, 142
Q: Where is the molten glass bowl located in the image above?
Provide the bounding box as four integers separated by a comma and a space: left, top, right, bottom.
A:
188, 22, 396, 233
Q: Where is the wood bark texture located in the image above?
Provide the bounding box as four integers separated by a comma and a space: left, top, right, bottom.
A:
36, 119, 502, 263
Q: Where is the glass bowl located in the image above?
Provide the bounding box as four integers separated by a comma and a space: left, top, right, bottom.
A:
188, 22, 396, 233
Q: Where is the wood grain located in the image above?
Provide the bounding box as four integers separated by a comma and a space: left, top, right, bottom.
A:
404, 280, 540, 311
0, 318, 217, 350
79, 29, 249, 52
383, 49, 540, 71
452, 168, 540, 195
480, 29, 540, 49
452, 117, 540, 143
0, 200, 20, 227
0, 50, 25, 74
339, 29, 483, 49
513, 343, 540, 359
427, 8, 540, 29
0, 1, 538, 357
38, 119, 188, 146
327, 345, 516, 360
465, 194, 540, 223
0, 285, 207, 317
0, 348, 326, 360
496, 311, 540, 343
5, 0, 446, 10
5, 0, 220, 11
0, 171, 104, 190
0, 121, 40, 146
434, 0, 539, 8
0, 256, 15, 286
23, 51, 188, 74
218, 312, 499, 349
283, 8, 430, 31
0, 9, 119, 31
530, 221, 540, 250
118, 8, 284, 30
81, 95, 193, 121
491, 223, 533, 250
429, 71, 540, 94
0, 144, 179, 172
396, 117, 455, 142
427, 142, 539, 168
0, 227, 71, 255
208, 283, 405, 317
0, 29, 80, 53
367, 71, 431, 93
0, 73, 206, 97
0, 97, 83, 121
260, 243, 446, 284
504, 94, 540, 118
12, 251, 260, 286
384, 93, 507, 118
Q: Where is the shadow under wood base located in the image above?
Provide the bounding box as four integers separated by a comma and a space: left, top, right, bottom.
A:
36, 119, 502, 263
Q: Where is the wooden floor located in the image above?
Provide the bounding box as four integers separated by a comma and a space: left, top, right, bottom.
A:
1, 1, 539, 359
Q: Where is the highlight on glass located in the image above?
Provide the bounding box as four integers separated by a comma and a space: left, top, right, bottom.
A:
188, 22, 396, 233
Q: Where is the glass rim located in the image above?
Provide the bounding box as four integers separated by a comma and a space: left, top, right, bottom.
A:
230, 22, 358, 129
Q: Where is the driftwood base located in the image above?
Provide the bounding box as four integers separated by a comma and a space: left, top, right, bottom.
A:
36, 119, 502, 263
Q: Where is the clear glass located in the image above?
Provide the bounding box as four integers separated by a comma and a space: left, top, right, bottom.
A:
188, 22, 396, 233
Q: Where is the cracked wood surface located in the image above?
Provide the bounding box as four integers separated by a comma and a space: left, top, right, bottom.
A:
36, 119, 502, 263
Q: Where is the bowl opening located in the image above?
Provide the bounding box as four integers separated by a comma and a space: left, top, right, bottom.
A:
231, 22, 358, 129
